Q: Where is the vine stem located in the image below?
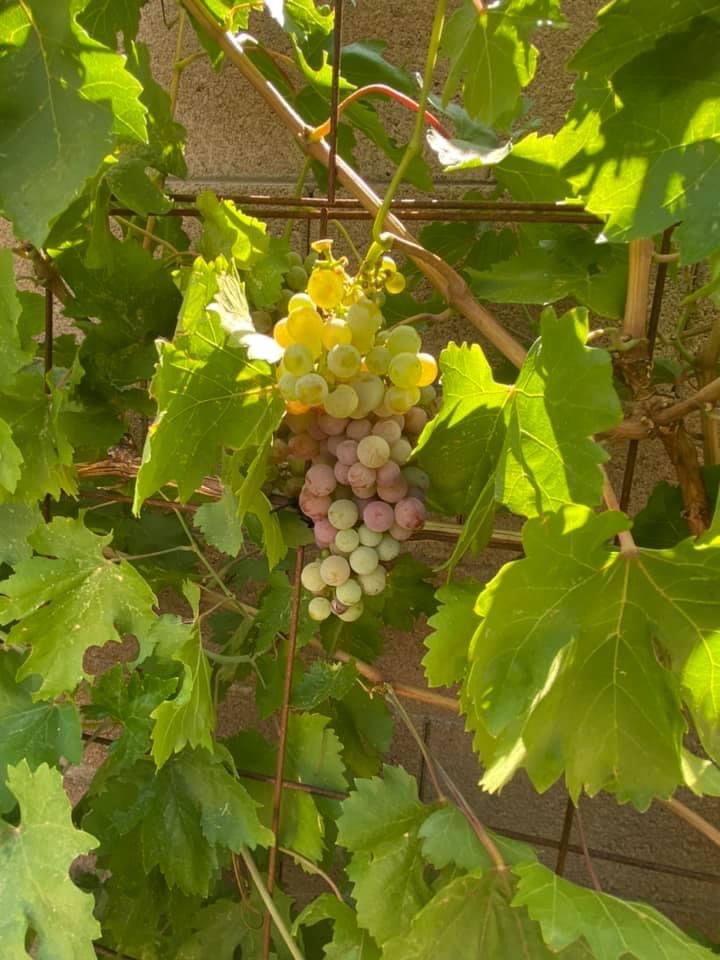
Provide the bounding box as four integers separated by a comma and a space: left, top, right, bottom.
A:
262, 546, 305, 960
663, 798, 720, 850
654, 375, 720, 424
282, 155, 313, 242
236, 848, 307, 960
309, 84, 452, 143
601, 471, 638, 555
178, 0, 527, 368
372, 0, 447, 239
278, 847, 344, 901
385, 687, 446, 802
699, 315, 720, 464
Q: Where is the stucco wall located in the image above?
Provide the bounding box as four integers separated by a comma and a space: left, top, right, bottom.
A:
2, 0, 719, 941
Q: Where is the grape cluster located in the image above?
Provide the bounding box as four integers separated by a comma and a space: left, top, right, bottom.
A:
271, 243, 438, 622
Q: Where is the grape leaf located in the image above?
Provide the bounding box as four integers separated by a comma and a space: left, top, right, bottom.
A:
419, 805, 533, 872
632, 468, 720, 548
0, 250, 33, 386
134, 258, 283, 509
462, 506, 720, 807
415, 308, 622, 568
0, 517, 157, 698
382, 870, 590, 960
149, 615, 215, 767
0, 651, 82, 813
338, 766, 432, 944
0, 502, 42, 566
566, 20, 720, 262
440, 0, 565, 128
78, 0, 147, 47
0, 761, 101, 960
295, 894, 381, 960
570, 0, 720, 78
174, 894, 292, 960
194, 488, 245, 556
292, 660, 358, 710
265, 0, 333, 40
0, 0, 147, 246
197, 192, 272, 267
0, 420, 24, 497
423, 581, 483, 689
513, 861, 716, 959
381, 554, 436, 630
320, 683, 393, 779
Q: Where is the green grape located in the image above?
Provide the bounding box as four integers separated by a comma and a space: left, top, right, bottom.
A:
322, 319, 353, 350
358, 524, 382, 547
328, 499, 359, 530
385, 385, 420, 415
309, 597, 332, 621
349, 546, 379, 576
320, 555, 351, 587
301, 561, 325, 593
388, 352, 422, 389
286, 264, 309, 291
365, 345, 391, 375
387, 325, 421, 356
337, 601, 364, 622
287, 251, 304, 268
278, 373, 298, 400
335, 528, 360, 553
304, 251, 319, 273
336, 578, 362, 606
347, 298, 381, 352
419, 384, 437, 407
325, 384, 359, 418
296, 373, 328, 406
283, 343, 314, 376
327, 344, 362, 380
359, 566, 386, 596
352, 375, 385, 417
377, 534, 401, 562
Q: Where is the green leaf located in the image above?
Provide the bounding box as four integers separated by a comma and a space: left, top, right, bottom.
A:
494, 131, 574, 202
174, 894, 292, 960
462, 506, 720, 807
0, 652, 82, 813
126, 40, 187, 178
78, 0, 147, 47
194, 488, 245, 556
106, 157, 173, 216
682, 751, 720, 798
423, 581, 482, 688
513, 860, 716, 959
197, 192, 271, 267
382, 870, 588, 960
338, 766, 431, 944
0, 250, 34, 386
295, 894, 381, 960
292, 659, 358, 710
265, 0, 334, 40
321, 683, 393, 779
0, 517, 157, 698
440, 0, 565, 128
0, 502, 42, 566
0, 761, 101, 960
0, 0, 147, 245
415, 309, 622, 568
134, 259, 283, 509
419, 805, 534, 872
0, 420, 24, 497
381, 555, 436, 630
633, 469, 720, 548
149, 615, 216, 767
567, 20, 720, 262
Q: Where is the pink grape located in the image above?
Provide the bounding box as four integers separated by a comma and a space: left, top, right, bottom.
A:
336, 439, 359, 465
288, 433, 319, 459
306, 463, 337, 496
348, 462, 376, 488
404, 406, 428, 434
285, 410, 314, 434
314, 518, 336, 547
327, 435, 342, 456
390, 414, 405, 429
352, 484, 377, 501
299, 488, 331, 521
308, 420, 326, 441
317, 413, 348, 436
394, 497, 426, 530
376, 461, 401, 486
346, 419, 372, 440
371, 419, 402, 444
363, 500, 394, 533
334, 461, 351, 484
389, 522, 413, 542
377, 478, 408, 504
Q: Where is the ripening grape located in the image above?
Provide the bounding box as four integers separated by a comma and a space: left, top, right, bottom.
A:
389, 522, 413, 542
390, 437, 413, 465
325, 384, 359, 418
296, 373, 328, 406
322, 319, 353, 350
283, 343, 314, 376
394, 496, 426, 530
309, 596, 332, 621
308, 267, 345, 310
336, 578, 362, 606
376, 460, 401, 486
334, 461, 351, 485
387, 325, 422, 356
273, 318, 293, 347
352, 376, 385, 418
328, 498, 359, 530
307, 418, 327, 441
349, 546, 379, 576
327, 344, 362, 380
366, 345, 391, 375
372, 420, 402, 445
351, 483, 377, 501
417, 353, 438, 387
335, 528, 360, 553
301, 561, 326, 593
288, 433, 319, 459
385, 385, 420, 415
377, 534, 401, 562
288, 457, 306, 477
388, 352, 422, 389
419, 384, 437, 407
359, 565, 386, 596
363, 500, 394, 533
320, 555, 351, 587
377, 478, 408, 504
346, 418, 372, 440
358, 524, 383, 547
337, 601, 364, 622
336, 439, 359, 466
314, 518, 337, 548
403, 406, 428, 435
298, 488, 331, 520
357, 435, 390, 469
347, 461, 376, 488
287, 306, 324, 347
285, 410, 314, 434
305, 463, 337, 496
278, 373, 298, 400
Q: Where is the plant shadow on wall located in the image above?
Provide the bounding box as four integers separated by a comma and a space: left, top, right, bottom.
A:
1, 0, 720, 959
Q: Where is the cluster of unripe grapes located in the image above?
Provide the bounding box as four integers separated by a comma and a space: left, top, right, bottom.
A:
270, 242, 437, 623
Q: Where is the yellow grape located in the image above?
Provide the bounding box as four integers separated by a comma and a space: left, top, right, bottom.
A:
385, 385, 420, 414
385, 272, 406, 294
288, 293, 314, 312
388, 352, 422, 389
387, 325, 421, 356
283, 343, 315, 376
322, 319, 353, 350
365, 345, 391, 375
327, 344, 362, 380
287, 304, 323, 344
325, 384, 359, 418
296, 373, 329, 406
308, 267, 345, 310
417, 352, 438, 387
273, 318, 294, 348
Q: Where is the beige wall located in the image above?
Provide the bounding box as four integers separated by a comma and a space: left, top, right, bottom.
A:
3, 0, 719, 941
